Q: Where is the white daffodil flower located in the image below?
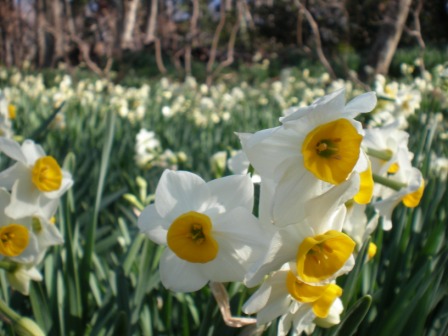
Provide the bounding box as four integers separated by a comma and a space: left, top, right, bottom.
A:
363, 121, 410, 192
238, 89, 376, 225
372, 148, 424, 230
31, 196, 64, 263
0, 189, 39, 265
6, 264, 42, 295
138, 170, 271, 292
0, 138, 73, 219
243, 263, 344, 336
245, 174, 359, 288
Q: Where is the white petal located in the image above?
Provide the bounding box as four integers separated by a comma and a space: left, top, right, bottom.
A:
37, 221, 64, 248
244, 269, 289, 312
278, 313, 294, 336
250, 270, 291, 325
159, 249, 209, 292
271, 168, 322, 227
201, 249, 247, 283
344, 91, 377, 117
155, 170, 209, 220
354, 150, 369, 173
239, 127, 300, 181
281, 89, 346, 124
6, 266, 42, 295
37, 197, 59, 219
137, 204, 167, 245
206, 174, 254, 212
305, 174, 359, 232
0, 137, 27, 163
245, 224, 312, 288
0, 163, 26, 190
5, 178, 41, 219
291, 306, 316, 336
11, 232, 39, 264
0, 188, 12, 224
372, 196, 402, 231
21, 140, 46, 165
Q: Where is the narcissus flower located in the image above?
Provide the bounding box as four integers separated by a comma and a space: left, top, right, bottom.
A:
245, 174, 359, 287
0, 189, 39, 264
372, 148, 425, 230
0, 138, 73, 219
6, 265, 42, 295
243, 263, 344, 336
138, 170, 269, 292
238, 89, 376, 225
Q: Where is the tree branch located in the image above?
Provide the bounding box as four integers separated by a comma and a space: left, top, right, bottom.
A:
295, 0, 337, 79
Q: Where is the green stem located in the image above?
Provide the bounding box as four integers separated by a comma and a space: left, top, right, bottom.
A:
365, 147, 393, 161
0, 297, 45, 336
0, 261, 17, 272
372, 173, 407, 191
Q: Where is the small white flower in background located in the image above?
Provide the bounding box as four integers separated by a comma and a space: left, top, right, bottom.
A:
0, 138, 73, 219
138, 170, 269, 292
134, 129, 161, 168
0, 91, 14, 138
210, 151, 228, 177
161, 105, 173, 118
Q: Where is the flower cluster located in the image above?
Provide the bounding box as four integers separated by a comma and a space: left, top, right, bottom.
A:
0, 138, 73, 294
136, 87, 427, 335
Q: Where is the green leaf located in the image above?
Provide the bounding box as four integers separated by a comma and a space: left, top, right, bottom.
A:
328, 295, 372, 336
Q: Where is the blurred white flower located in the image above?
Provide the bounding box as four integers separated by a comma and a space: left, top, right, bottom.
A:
0, 138, 73, 219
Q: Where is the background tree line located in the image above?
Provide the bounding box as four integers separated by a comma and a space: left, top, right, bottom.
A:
0, 0, 447, 83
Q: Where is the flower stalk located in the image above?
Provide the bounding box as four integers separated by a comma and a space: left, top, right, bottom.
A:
364, 147, 393, 161
372, 173, 407, 191
0, 297, 45, 336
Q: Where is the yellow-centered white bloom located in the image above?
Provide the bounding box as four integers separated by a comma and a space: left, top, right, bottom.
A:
138, 170, 270, 292
238, 89, 376, 226
0, 138, 73, 219
0, 189, 39, 265
245, 174, 359, 287
372, 148, 425, 230
243, 263, 344, 336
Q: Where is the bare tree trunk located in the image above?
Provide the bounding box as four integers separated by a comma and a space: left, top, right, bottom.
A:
207, 0, 227, 76
366, 0, 413, 75
52, 0, 64, 64
144, 0, 166, 74
36, 0, 46, 67
121, 0, 140, 49
405, 0, 425, 73
206, 0, 242, 86
295, 0, 337, 79
64, 0, 76, 35
144, 0, 158, 43
0, 1, 16, 66
184, 0, 199, 75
